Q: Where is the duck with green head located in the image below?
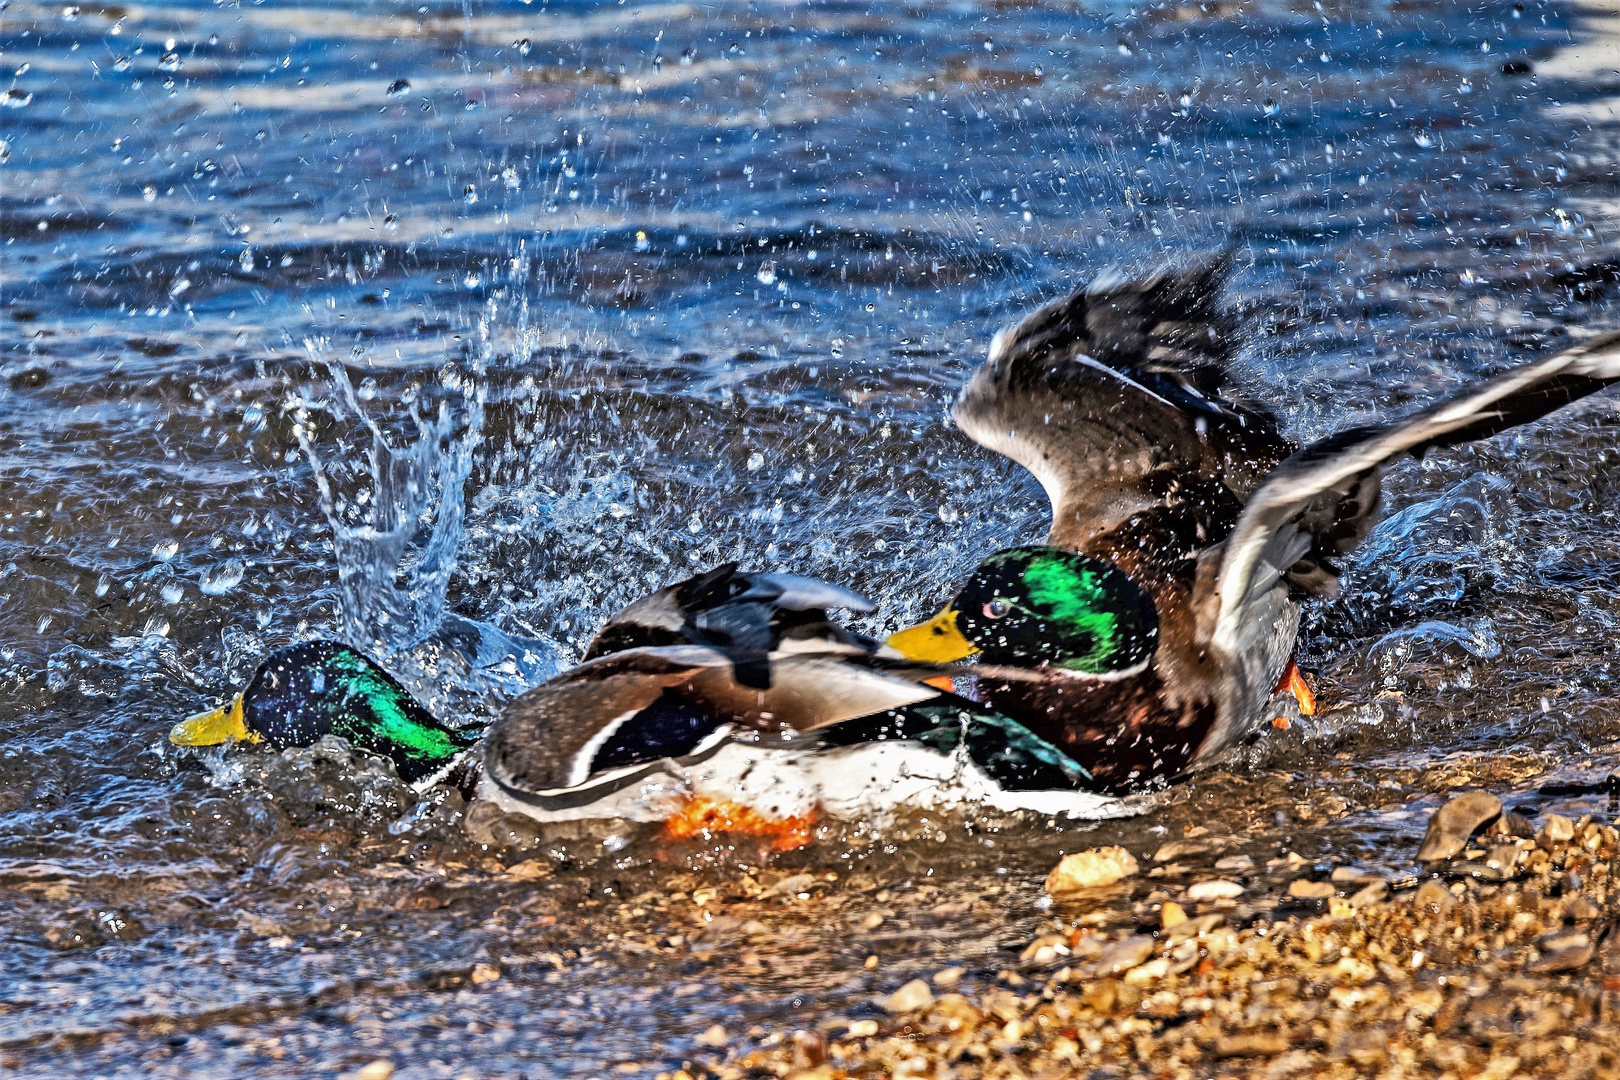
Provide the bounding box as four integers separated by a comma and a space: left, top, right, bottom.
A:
170, 640, 477, 786
888, 258, 1620, 792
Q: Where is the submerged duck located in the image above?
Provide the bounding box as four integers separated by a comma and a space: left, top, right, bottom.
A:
480, 562, 1121, 828
886, 260, 1620, 791
170, 640, 477, 787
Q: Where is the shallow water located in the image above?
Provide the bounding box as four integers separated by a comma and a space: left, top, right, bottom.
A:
7, 0, 1620, 1074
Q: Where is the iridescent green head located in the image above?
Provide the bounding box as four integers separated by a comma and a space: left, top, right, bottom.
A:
890, 547, 1158, 673
170, 640, 473, 783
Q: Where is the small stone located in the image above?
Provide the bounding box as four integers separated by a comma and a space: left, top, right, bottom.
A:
882, 979, 935, 1014
1153, 839, 1213, 862
1568, 896, 1601, 921
1213, 854, 1254, 872
1487, 809, 1537, 838
1416, 790, 1503, 862
1350, 880, 1390, 908
1045, 846, 1139, 892
1540, 813, 1576, 844
1159, 901, 1188, 929
1287, 879, 1336, 899
1095, 934, 1156, 975
695, 1024, 728, 1047
1330, 867, 1382, 885
1413, 879, 1453, 914
503, 858, 552, 881
1216, 1031, 1289, 1057
1530, 938, 1594, 974
1186, 879, 1243, 901
761, 873, 818, 899
846, 1019, 880, 1037
932, 966, 964, 989
860, 912, 884, 930
470, 962, 501, 984
353, 1064, 395, 1080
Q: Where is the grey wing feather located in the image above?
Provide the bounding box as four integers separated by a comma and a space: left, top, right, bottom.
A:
953, 259, 1290, 549
732, 573, 876, 613
1209, 330, 1620, 654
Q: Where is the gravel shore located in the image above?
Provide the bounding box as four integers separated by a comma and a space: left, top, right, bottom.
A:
689, 798, 1620, 1080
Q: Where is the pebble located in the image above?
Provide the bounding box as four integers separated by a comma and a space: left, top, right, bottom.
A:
1159, 901, 1188, 928
845, 1019, 879, 1038
932, 967, 964, 989
1213, 854, 1254, 872
1350, 880, 1390, 908
1287, 879, 1336, 899
860, 912, 884, 930
1153, 839, 1213, 862
1413, 879, 1453, 914
503, 859, 552, 881
1186, 879, 1243, 901
1044, 846, 1139, 892
881, 979, 934, 1014
1095, 934, 1156, 975
760, 873, 818, 900
1540, 813, 1576, 844
1416, 790, 1502, 862
695, 1024, 729, 1047
352, 1064, 394, 1080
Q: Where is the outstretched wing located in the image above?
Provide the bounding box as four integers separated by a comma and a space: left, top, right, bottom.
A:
1207, 330, 1620, 655
953, 258, 1290, 552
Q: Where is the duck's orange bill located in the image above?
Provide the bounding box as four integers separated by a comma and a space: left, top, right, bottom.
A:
661, 796, 818, 851
1275, 660, 1316, 717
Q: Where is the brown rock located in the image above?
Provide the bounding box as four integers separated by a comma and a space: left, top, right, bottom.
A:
882, 979, 935, 1014
1413, 879, 1454, 914
1540, 813, 1576, 845
1095, 935, 1156, 976
1287, 879, 1336, 899
1416, 791, 1503, 862
1044, 846, 1138, 893
1216, 1031, 1290, 1057
1529, 939, 1594, 975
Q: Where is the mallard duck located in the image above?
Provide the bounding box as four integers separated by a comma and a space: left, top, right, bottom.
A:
480, 563, 1125, 828
886, 261, 1620, 792
170, 640, 477, 787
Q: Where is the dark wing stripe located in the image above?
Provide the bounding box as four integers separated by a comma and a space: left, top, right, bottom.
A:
1211, 330, 1620, 652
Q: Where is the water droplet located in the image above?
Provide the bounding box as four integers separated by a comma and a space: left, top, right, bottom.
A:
746, 451, 764, 471
239, 247, 254, 272
756, 261, 777, 285
1262, 98, 1279, 116
602, 834, 628, 852
158, 51, 181, 72
143, 185, 157, 202
518, 38, 532, 56
463, 184, 478, 204
113, 56, 131, 72
463, 272, 481, 288
357, 377, 379, 401
199, 559, 245, 596
1, 90, 34, 108
635, 230, 650, 252
502, 166, 520, 190
1413, 131, 1434, 149
161, 582, 186, 605
169, 277, 191, 297
387, 79, 411, 97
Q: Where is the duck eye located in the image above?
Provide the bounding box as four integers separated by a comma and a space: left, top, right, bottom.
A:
983, 598, 1011, 619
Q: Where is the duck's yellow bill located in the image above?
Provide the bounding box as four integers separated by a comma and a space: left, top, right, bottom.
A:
886, 606, 979, 663
169, 694, 258, 746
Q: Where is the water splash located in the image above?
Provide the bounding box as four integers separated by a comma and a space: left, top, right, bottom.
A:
292, 316, 562, 723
